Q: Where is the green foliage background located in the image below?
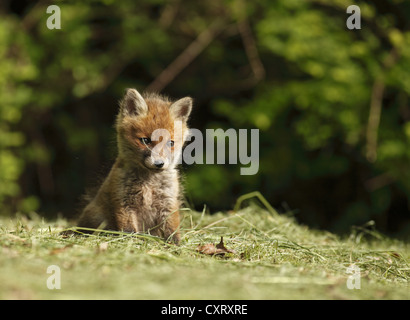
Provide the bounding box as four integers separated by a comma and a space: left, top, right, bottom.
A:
0, 0, 409, 237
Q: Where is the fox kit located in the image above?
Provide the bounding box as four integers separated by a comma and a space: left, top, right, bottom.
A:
77, 88, 193, 243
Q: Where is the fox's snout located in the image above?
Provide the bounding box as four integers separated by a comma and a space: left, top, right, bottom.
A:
144, 156, 168, 170
141, 140, 174, 170
154, 159, 164, 168
144, 152, 170, 170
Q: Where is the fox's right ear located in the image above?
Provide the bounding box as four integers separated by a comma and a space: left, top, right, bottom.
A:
120, 88, 148, 117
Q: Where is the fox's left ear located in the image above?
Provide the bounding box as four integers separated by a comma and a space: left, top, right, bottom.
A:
169, 97, 192, 122
120, 88, 148, 117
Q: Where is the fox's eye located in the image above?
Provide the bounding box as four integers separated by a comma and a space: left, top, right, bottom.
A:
139, 137, 151, 145
167, 140, 174, 147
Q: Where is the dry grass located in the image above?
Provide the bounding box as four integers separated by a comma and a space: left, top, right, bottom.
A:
0, 200, 408, 299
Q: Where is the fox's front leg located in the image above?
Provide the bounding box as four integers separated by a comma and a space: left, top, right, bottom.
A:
161, 210, 181, 244
115, 207, 139, 233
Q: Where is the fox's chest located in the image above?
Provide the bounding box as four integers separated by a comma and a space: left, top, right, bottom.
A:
139, 183, 179, 210
120, 173, 179, 213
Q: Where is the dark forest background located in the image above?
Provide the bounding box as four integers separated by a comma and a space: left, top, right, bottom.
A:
0, 0, 409, 239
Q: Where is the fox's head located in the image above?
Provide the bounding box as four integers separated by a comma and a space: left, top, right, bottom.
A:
116, 88, 192, 171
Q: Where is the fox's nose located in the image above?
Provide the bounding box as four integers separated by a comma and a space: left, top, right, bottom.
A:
154, 160, 164, 168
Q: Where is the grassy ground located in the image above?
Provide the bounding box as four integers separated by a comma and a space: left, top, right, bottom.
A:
0, 204, 409, 300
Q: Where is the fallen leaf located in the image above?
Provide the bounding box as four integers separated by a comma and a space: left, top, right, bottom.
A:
216, 237, 235, 253
197, 237, 235, 256
197, 243, 218, 255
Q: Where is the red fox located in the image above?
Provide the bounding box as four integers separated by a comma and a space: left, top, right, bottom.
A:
77, 88, 193, 243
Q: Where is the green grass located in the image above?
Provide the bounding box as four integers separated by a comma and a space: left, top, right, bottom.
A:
0, 204, 409, 299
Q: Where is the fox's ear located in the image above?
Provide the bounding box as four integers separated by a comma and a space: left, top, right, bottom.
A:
120, 88, 148, 117
169, 97, 192, 122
